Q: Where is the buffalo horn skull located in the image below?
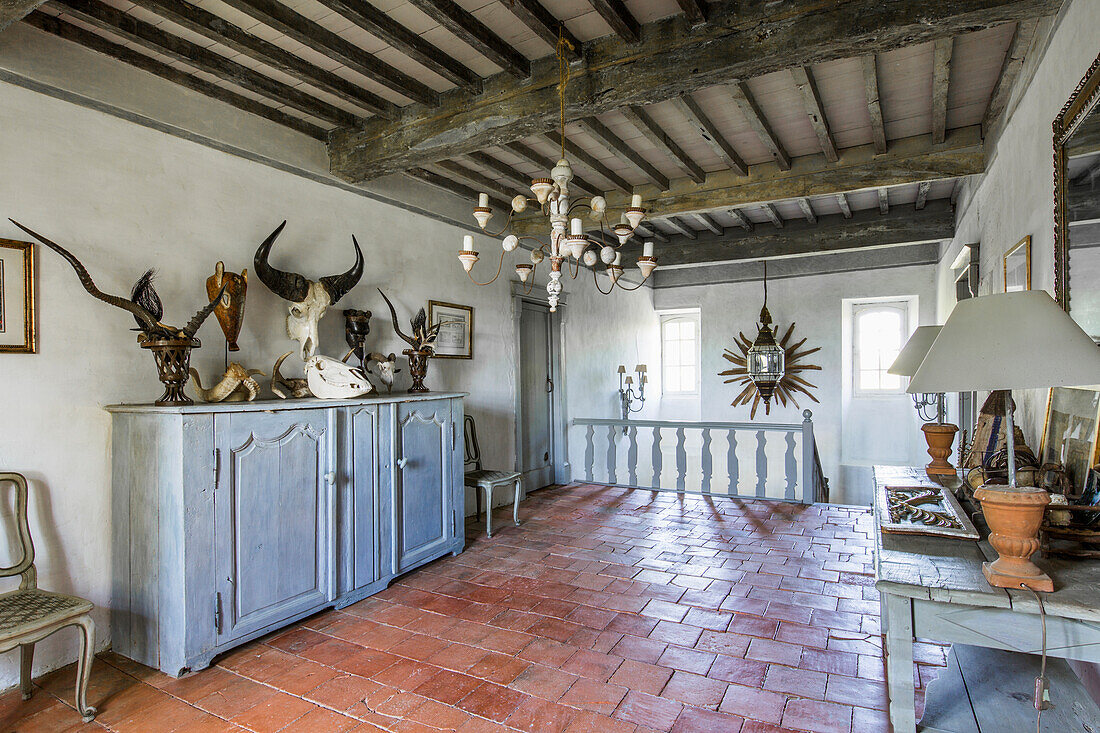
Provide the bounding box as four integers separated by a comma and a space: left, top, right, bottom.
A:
254, 221, 364, 359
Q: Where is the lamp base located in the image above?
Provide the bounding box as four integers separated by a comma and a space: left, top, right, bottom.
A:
922, 422, 959, 479
974, 483, 1053, 592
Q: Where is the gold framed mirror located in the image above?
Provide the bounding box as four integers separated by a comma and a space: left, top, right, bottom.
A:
1054, 52, 1100, 340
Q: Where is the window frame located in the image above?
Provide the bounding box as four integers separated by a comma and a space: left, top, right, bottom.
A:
659, 310, 701, 397
851, 300, 910, 397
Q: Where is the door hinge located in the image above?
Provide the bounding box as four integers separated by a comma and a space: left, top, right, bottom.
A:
214, 592, 222, 633
212, 448, 220, 487
451, 422, 456, 450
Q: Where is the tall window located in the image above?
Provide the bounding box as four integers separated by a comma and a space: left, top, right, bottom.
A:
661, 312, 700, 395
853, 302, 908, 394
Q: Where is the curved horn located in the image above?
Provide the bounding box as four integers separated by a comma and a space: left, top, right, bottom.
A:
181, 283, 226, 339
378, 289, 416, 347
10, 219, 160, 332
320, 235, 364, 305
253, 221, 309, 303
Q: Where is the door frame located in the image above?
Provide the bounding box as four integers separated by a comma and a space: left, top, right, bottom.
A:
511, 281, 569, 491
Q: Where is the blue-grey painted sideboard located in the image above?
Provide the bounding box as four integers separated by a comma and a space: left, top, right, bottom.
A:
106, 392, 465, 677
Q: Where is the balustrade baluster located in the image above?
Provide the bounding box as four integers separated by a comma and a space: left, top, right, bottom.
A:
755, 430, 767, 497
727, 428, 739, 496
606, 425, 617, 485
651, 427, 663, 488
675, 427, 687, 490
584, 424, 595, 482
701, 428, 712, 494
784, 432, 797, 500
627, 426, 638, 487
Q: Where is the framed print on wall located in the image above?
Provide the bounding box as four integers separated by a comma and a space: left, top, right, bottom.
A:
1003, 235, 1031, 292
0, 239, 36, 353
1040, 386, 1100, 495
428, 300, 473, 359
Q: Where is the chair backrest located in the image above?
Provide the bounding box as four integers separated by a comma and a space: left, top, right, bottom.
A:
0, 473, 37, 590
464, 415, 482, 471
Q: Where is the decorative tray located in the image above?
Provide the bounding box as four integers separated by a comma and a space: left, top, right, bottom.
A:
875, 484, 980, 539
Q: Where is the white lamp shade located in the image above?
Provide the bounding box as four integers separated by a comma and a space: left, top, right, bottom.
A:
888, 325, 941, 377
909, 291, 1100, 394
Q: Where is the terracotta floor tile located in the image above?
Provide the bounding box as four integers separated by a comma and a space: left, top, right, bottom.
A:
559, 677, 628, 716
746, 639, 803, 667
824, 674, 888, 710
656, 646, 715, 675
671, 705, 744, 733
561, 649, 624, 681
455, 682, 528, 722
648, 621, 703, 648
707, 656, 768, 687
278, 707, 361, 733
304, 673, 382, 712
467, 651, 530, 685
613, 691, 684, 730
660, 671, 728, 708
113, 695, 211, 733
608, 613, 659, 637
781, 698, 853, 733
612, 635, 667, 664
371, 659, 441, 691
505, 696, 580, 732
608, 660, 673, 696
718, 684, 786, 725
424, 643, 487, 673
406, 698, 472, 729
518, 639, 577, 668
509, 664, 579, 701
762, 665, 826, 700
230, 692, 315, 732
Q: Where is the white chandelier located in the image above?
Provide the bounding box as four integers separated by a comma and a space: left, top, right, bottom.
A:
456, 33, 657, 312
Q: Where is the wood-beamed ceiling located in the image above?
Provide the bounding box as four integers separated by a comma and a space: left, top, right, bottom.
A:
5, 0, 1068, 267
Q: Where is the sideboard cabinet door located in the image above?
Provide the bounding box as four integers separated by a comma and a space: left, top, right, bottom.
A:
394, 402, 454, 574
214, 409, 335, 644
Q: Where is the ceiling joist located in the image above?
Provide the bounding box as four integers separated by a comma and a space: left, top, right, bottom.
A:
671, 94, 748, 176
790, 65, 838, 163
862, 54, 887, 155
620, 105, 707, 184
405, 0, 530, 79
577, 116, 670, 190
931, 37, 954, 145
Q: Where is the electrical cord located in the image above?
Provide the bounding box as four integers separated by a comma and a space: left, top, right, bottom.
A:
1023, 584, 1049, 733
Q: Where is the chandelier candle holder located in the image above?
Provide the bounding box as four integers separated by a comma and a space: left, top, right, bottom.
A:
456, 31, 658, 312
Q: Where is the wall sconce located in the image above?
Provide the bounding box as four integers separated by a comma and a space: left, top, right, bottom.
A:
618, 364, 647, 427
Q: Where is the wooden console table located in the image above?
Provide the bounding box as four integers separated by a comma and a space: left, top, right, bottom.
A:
874, 466, 1100, 732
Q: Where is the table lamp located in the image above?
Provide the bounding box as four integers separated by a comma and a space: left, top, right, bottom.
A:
889, 325, 959, 479
909, 291, 1100, 592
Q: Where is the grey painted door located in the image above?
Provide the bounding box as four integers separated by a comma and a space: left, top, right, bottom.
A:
394, 401, 453, 573
519, 301, 554, 489
341, 405, 383, 595
214, 409, 334, 644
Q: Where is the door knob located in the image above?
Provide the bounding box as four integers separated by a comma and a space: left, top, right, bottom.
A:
397, 457, 408, 469
325, 471, 336, 484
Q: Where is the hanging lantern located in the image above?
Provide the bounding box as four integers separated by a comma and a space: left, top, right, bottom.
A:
746, 262, 785, 413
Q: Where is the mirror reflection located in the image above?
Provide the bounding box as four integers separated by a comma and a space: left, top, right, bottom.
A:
1066, 105, 1100, 341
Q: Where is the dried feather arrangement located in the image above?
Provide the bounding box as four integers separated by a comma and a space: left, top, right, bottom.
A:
719, 321, 822, 419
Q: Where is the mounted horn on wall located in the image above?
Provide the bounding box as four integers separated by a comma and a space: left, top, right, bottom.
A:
254, 221, 364, 360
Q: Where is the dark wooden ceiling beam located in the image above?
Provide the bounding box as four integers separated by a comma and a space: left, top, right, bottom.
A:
915, 180, 931, 210
695, 213, 723, 235
621, 105, 706, 184
878, 187, 890, 214
577, 117, 669, 190
931, 37, 954, 145
620, 200, 955, 267
510, 127, 983, 237
330, 0, 1059, 181
796, 198, 816, 223
544, 133, 634, 193
501, 141, 602, 196
129, 0, 394, 118
634, 223, 669, 242
587, 0, 639, 42
862, 54, 887, 155
312, 0, 481, 93
504, 0, 580, 56
0, 0, 47, 30
790, 65, 837, 163
406, 167, 508, 209
663, 216, 698, 239
434, 159, 516, 201
22, 11, 326, 138
760, 203, 784, 228
218, 0, 438, 106
675, 0, 708, 26
406, 0, 530, 79
728, 82, 791, 171
983, 18, 1039, 138
671, 93, 747, 175
464, 151, 530, 190
727, 208, 753, 231
57, 0, 360, 126
836, 193, 853, 219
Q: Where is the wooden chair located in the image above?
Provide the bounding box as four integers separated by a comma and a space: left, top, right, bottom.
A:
463, 416, 522, 537
0, 472, 96, 722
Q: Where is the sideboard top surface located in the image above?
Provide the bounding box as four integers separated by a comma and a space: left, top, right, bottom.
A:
106, 391, 467, 414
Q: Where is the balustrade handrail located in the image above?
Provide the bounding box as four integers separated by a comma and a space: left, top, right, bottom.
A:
572, 417, 805, 432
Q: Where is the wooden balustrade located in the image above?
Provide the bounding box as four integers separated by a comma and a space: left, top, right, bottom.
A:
571, 411, 825, 504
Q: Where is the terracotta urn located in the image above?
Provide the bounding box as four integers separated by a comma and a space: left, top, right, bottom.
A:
921, 422, 959, 479
404, 348, 432, 393
974, 483, 1053, 592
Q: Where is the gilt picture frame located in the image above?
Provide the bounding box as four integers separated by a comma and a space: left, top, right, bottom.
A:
1003, 235, 1031, 292
1040, 386, 1100, 496
428, 300, 473, 359
0, 239, 36, 354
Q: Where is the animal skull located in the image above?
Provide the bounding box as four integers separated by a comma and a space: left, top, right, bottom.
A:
305, 354, 374, 399
367, 352, 400, 393
271, 351, 312, 399
189, 363, 264, 402
254, 221, 364, 360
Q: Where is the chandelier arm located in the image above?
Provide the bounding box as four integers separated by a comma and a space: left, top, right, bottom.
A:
614, 274, 650, 292
591, 265, 615, 295
479, 211, 516, 239
465, 249, 507, 286
565, 254, 583, 279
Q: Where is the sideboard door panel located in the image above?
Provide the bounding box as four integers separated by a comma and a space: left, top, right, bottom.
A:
346, 406, 380, 593
394, 402, 453, 573
214, 410, 334, 644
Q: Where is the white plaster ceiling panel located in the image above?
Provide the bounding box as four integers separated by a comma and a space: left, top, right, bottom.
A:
641, 98, 726, 173
877, 42, 934, 142
590, 111, 682, 183
564, 9, 618, 41
742, 73, 822, 160
806, 196, 838, 218
623, 0, 680, 24
845, 189, 880, 212
383, 2, 440, 36
947, 24, 1015, 130
467, 2, 541, 53
371, 47, 455, 91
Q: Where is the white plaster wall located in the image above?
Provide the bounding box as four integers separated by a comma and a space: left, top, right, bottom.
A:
653, 264, 938, 505
934, 0, 1100, 443
0, 77, 533, 688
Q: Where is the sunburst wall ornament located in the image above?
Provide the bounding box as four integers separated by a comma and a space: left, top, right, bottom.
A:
720, 266, 822, 418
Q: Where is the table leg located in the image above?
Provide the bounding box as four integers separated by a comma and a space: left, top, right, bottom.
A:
883, 592, 916, 732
